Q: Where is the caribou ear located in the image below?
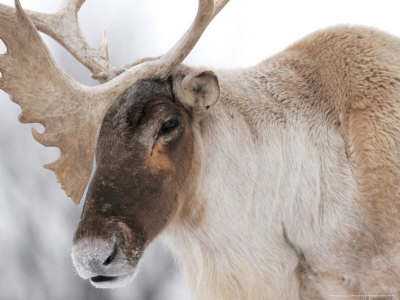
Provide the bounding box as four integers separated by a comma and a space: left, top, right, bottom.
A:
172, 67, 220, 113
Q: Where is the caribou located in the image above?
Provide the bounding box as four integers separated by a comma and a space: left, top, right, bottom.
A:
1, 0, 400, 299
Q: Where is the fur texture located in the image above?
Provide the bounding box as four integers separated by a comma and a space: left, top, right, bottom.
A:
165, 26, 400, 299
73, 25, 400, 299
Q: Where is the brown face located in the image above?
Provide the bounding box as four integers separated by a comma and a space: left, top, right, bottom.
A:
71, 67, 220, 288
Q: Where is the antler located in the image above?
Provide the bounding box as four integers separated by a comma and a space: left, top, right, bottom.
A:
21, 0, 111, 80
0, 0, 229, 204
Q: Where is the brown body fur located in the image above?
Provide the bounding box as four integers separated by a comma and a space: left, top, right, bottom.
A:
222, 25, 400, 298
290, 26, 400, 297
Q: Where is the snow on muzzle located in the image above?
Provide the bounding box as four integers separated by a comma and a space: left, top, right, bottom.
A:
71, 236, 143, 288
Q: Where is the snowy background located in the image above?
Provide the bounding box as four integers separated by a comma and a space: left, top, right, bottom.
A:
1, 0, 400, 299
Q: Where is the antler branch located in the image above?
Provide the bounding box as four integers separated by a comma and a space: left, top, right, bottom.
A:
99, 0, 230, 96
213, 0, 229, 17
0, 0, 229, 204
21, 0, 111, 79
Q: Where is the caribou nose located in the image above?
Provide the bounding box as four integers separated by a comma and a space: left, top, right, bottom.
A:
103, 242, 118, 265
71, 236, 139, 288
71, 237, 126, 279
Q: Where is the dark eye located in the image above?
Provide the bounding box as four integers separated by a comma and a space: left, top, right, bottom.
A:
159, 118, 180, 136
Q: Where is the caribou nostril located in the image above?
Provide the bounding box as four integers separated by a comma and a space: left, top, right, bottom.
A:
103, 242, 118, 265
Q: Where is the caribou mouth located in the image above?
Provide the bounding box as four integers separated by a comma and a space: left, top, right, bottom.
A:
91, 275, 117, 283
89, 272, 137, 289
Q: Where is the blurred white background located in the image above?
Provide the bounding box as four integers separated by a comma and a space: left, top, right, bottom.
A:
1, 0, 400, 299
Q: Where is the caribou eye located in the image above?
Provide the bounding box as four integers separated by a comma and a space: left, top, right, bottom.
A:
159, 118, 180, 136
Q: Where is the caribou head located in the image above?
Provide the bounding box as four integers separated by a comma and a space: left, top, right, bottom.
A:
72, 69, 220, 287
0, 0, 227, 289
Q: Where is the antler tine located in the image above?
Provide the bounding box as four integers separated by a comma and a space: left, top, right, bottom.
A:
101, 0, 230, 96
0, 0, 229, 204
213, 0, 230, 18
157, 0, 223, 76
58, 0, 85, 12
23, 0, 112, 80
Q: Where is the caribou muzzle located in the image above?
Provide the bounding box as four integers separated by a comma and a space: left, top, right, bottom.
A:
71, 218, 145, 288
